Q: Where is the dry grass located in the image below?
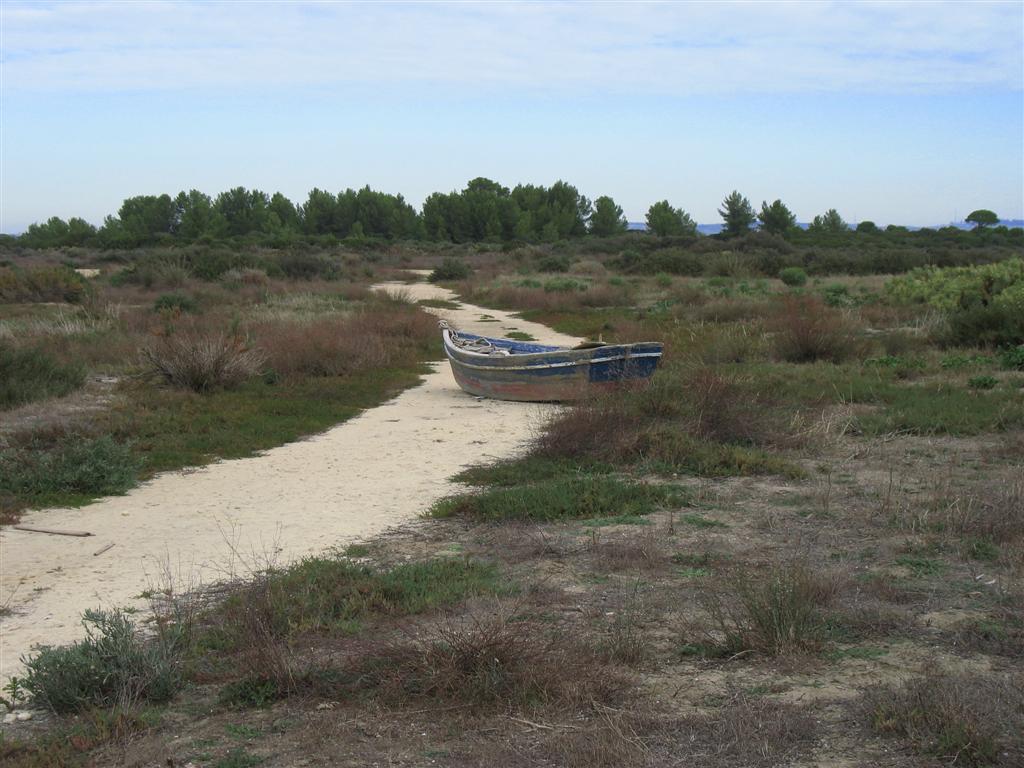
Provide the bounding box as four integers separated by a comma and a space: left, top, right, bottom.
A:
864, 668, 1024, 766
682, 691, 820, 767
257, 302, 435, 378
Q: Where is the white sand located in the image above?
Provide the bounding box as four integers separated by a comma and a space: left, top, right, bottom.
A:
0, 279, 579, 681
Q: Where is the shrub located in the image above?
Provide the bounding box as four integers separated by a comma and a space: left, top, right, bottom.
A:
945, 304, 1024, 347
543, 277, 587, 292
769, 295, 859, 363
0, 345, 86, 410
822, 283, 854, 307
153, 292, 199, 314
429, 257, 472, 282
999, 345, 1024, 370
20, 608, 187, 713
778, 267, 808, 287
0, 265, 88, 303
535, 254, 571, 273
615, 247, 704, 276
968, 375, 998, 390
276, 252, 339, 281
142, 330, 266, 392
0, 435, 139, 500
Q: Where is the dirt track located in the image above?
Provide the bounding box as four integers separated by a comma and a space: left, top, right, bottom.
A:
0, 279, 578, 682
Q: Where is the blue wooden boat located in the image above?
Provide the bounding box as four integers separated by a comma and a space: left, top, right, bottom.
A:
441, 325, 662, 402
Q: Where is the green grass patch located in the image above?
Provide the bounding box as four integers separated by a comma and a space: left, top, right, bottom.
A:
827, 645, 889, 661
676, 567, 709, 578
453, 456, 613, 488
503, 331, 536, 341
0, 435, 140, 515
118, 366, 428, 476
0, 345, 86, 410
207, 558, 511, 644
679, 513, 728, 529
895, 555, 944, 577
428, 476, 685, 522
417, 298, 461, 310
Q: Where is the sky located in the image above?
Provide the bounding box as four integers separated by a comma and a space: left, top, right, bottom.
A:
1, 0, 1022, 233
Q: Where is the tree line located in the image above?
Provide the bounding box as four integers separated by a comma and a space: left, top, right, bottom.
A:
10, 178, 1010, 249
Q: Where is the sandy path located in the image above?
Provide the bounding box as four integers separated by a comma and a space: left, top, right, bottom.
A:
0, 278, 579, 681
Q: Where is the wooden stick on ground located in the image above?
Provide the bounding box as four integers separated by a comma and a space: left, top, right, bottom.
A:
93, 542, 116, 557
12, 525, 93, 538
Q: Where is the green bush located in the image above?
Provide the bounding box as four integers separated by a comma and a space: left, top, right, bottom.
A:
276, 252, 339, 280
887, 258, 1023, 310
0, 265, 88, 303
20, 608, 186, 713
543, 277, 587, 293
535, 254, 571, 273
0, 346, 86, 410
998, 345, 1024, 370
153, 292, 199, 314
968, 375, 998, 390
945, 305, 1024, 347
0, 435, 140, 499
429, 257, 472, 282
778, 267, 808, 287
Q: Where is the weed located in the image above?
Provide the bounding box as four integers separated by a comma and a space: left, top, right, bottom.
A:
218, 677, 283, 709
694, 562, 841, 655
895, 555, 943, 577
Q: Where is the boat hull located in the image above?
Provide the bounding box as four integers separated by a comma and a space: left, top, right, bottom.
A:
442, 329, 662, 402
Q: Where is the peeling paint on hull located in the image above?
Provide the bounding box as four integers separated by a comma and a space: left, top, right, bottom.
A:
442, 329, 662, 402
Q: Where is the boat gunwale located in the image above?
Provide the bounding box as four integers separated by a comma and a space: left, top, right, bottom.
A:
442, 329, 662, 367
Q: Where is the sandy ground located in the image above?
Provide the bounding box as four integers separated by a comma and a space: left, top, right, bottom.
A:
0, 277, 579, 683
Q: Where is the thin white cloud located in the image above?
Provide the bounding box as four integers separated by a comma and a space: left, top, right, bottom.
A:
2, 1, 1021, 94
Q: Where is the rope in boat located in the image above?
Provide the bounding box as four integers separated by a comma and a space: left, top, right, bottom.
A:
438, 319, 510, 356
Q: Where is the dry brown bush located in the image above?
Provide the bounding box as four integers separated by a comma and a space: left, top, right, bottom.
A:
769, 295, 860, 363
142, 330, 266, 393
352, 610, 627, 711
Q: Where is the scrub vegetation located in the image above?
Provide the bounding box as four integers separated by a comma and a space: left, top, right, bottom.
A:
2, 219, 1023, 766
